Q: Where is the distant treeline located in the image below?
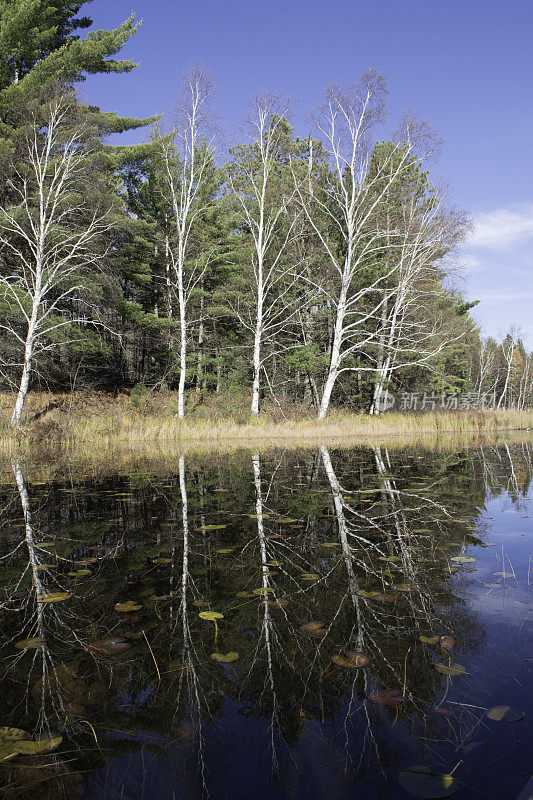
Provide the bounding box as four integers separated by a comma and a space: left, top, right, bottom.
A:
0, 2, 530, 425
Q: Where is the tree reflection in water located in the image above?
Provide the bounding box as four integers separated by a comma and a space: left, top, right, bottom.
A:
0, 442, 531, 799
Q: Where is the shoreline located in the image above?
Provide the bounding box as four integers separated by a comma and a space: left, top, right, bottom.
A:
0, 392, 532, 461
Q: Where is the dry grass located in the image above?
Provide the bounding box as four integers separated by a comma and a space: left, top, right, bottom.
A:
0, 391, 532, 462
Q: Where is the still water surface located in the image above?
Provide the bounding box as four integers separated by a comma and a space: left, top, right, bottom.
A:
0, 442, 532, 800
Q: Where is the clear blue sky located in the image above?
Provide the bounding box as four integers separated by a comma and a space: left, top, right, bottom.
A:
81, 0, 533, 346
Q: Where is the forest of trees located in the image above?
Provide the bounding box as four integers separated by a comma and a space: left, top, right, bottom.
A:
0, 1, 531, 425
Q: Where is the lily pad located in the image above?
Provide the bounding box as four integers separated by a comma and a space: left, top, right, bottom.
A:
485, 705, 524, 722
115, 601, 142, 612
14, 638, 46, 650
450, 556, 475, 563
398, 765, 457, 798
253, 588, 274, 595
41, 592, 71, 603
419, 635, 440, 645
15, 736, 62, 755
68, 569, 92, 577
434, 663, 466, 676
199, 611, 223, 620
357, 590, 380, 598
331, 651, 370, 668
300, 621, 328, 637
211, 652, 239, 663
197, 524, 227, 531
301, 573, 320, 581
0, 728, 30, 743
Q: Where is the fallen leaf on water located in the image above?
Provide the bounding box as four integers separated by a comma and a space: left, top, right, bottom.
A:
211, 652, 239, 663
398, 764, 457, 798
440, 636, 455, 652
300, 621, 328, 637
434, 663, 466, 676
14, 638, 46, 650
199, 611, 223, 620
485, 705, 524, 722
87, 637, 132, 655
331, 651, 370, 668
368, 688, 405, 707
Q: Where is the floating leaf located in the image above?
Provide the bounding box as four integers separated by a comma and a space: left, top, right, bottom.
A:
87, 637, 132, 655
15, 736, 62, 755
278, 518, 297, 524
440, 636, 455, 651
331, 651, 370, 668
321, 542, 340, 548
236, 591, 255, 599
398, 765, 457, 798
68, 569, 91, 577
37, 564, 56, 571
249, 514, 270, 519
450, 556, 475, 563
199, 611, 223, 620
301, 573, 320, 581
394, 583, 416, 592
420, 636, 440, 645
300, 621, 328, 637
434, 663, 466, 676
379, 556, 401, 562
492, 571, 514, 578
14, 638, 46, 650
197, 524, 227, 531
485, 705, 524, 722
357, 590, 380, 598
265, 560, 283, 567
0, 746, 17, 763
368, 689, 405, 706
211, 652, 239, 663
115, 601, 142, 613
152, 558, 171, 564
36, 542, 55, 549
253, 588, 274, 595
41, 592, 71, 603
0, 728, 30, 743
216, 548, 234, 554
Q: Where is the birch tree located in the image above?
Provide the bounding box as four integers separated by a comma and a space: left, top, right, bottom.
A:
293, 71, 444, 419
227, 95, 302, 416
0, 93, 109, 426
160, 65, 217, 418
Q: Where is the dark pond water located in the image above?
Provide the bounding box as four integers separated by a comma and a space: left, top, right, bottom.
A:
0, 442, 532, 800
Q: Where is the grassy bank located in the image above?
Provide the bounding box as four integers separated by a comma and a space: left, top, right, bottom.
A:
0, 391, 532, 459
